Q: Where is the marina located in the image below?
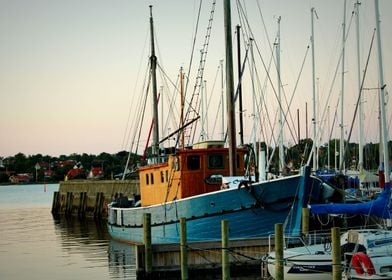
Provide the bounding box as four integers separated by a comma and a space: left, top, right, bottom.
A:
1, 0, 392, 279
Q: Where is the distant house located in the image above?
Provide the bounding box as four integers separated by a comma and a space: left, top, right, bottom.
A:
9, 173, 33, 184
58, 160, 75, 168
87, 167, 104, 180
44, 169, 53, 179
65, 164, 85, 180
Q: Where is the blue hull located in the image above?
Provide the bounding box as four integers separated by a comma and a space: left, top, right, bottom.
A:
108, 167, 325, 244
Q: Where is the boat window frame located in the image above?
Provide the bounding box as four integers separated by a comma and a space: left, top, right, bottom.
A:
208, 154, 225, 169
160, 171, 165, 183
187, 155, 200, 170
150, 173, 154, 184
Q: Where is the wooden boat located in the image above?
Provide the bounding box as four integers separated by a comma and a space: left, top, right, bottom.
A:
107, 3, 335, 244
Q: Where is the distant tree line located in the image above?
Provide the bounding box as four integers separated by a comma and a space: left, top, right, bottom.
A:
0, 151, 140, 183
0, 138, 390, 183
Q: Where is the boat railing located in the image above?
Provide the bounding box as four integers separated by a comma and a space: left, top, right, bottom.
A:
268, 230, 333, 255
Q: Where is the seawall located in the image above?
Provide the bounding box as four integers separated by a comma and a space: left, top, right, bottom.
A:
51, 179, 139, 219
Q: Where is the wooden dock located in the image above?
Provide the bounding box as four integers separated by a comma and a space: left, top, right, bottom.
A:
134, 237, 272, 279
51, 179, 139, 219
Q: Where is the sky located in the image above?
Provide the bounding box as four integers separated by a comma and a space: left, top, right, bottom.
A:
0, 0, 391, 158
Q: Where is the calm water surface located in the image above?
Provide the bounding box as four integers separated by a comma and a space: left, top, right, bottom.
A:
0, 184, 136, 280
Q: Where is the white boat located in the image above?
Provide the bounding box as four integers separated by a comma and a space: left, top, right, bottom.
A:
267, 229, 392, 280
267, 242, 332, 280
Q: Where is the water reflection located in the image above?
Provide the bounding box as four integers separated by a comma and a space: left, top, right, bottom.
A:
53, 216, 137, 279
108, 240, 137, 279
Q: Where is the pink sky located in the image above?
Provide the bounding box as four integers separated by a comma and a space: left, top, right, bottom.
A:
0, 0, 391, 158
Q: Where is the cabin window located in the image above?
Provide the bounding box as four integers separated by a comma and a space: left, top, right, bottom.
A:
165, 170, 169, 182
160, 171, 164, 183
208, 154, 224, 169
145, 174, 149, 185
187, 155, 200, 170
150, 173, 154, 184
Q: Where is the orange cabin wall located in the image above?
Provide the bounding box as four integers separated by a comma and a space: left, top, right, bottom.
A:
139, 148, 246, 206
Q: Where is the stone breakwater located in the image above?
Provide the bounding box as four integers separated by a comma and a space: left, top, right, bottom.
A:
51, 179, 139, 219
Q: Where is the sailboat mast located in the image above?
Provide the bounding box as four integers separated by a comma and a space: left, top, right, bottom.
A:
277, 16, 284, 176
355, 1, 364, 172
250, 38, 257, 167
236, 25, 244, 146
223, 0, 237, 176
374, 0, 390, 185
339, 0, 347, 172
149, 5, 160, 163
220, 59, 225, 141
311, 8, 317, 172
180, 68, 185, 149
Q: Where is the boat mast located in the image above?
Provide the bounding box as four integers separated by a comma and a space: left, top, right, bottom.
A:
276, 16, 284, 176
223, 0, 237, 176
311, 7, 317, 172
220, 59, 225, 141
180, 67, 185, 149
149, 5, 160, 163
374, 0, 390, 187
250, 38, 257, 168
339, 0, 347, 173
200, 54, 206, 141
355, 1, 364, 173
236, 25, 244, 146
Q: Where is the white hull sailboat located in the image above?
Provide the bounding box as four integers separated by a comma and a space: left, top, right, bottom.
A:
267, 229, 392, 280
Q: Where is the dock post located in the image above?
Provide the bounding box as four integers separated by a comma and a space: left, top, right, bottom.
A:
51, 191, 60, 215
94, 192, 104, 219
180, 217, 188, 280
275, 223, 284, 280
222, 220, 230, 280
78, 192, 87, 218
65, 192, 73, 216
144, 213, 152, 275
332, 227, 341, 280
302, 207, 309, 243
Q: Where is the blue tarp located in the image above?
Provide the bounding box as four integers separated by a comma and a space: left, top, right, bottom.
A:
310, 182, 392, 219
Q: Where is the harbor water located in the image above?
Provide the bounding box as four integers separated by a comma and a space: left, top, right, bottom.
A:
0, 184, 136, 280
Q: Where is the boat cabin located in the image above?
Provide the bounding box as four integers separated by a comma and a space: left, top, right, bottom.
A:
138, 141, 248, 206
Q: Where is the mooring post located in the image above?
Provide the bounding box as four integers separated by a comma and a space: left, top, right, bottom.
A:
66, 192, 73, 216
144, 213, 152, 275
180, 217, 188, 280
275, 223, 284, 280
78, 192, 84, 218
302, 207, 309, 243
51, 191, 59, 215
222, 220, 230, 280
332, 227, 341, 280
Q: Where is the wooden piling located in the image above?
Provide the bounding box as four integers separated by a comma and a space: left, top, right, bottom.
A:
78, 192, 87, 218
65, 192, 73, 216
332, 227, 341, 280
222, 220, 230, 280
180, 217, 188, 280
51, 191, 60, 215
274, 223, 284, 280
144, 213, 152, 274
94, 192, 104, 219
